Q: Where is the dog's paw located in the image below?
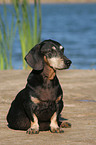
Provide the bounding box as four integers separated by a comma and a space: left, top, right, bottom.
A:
50, 127, 64, 133
26, 128, 39, 134
60, 122, 71, 128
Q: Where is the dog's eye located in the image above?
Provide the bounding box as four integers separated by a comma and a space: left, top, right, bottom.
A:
61, 48, 64, 53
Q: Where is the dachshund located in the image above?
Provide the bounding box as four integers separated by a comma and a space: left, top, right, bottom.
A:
7, 39, 72, 134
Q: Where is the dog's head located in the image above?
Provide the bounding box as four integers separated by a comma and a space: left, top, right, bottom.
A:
25, 39, 72, 70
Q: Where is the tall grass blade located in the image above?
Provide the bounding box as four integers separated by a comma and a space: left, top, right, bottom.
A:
33, 0, 38, 46
13, 0, 42, 69
0, 0, 42, 70
0, 2, 17, 70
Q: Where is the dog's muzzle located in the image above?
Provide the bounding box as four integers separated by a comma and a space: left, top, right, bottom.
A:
65, 59, 72, 69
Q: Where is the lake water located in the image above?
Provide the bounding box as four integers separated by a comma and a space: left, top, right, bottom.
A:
0, 3, 96, 69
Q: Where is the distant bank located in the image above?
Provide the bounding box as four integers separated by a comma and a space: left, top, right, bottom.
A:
0, 0, 96, 4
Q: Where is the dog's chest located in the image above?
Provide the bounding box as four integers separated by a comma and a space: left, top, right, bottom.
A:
28, 75, 63, 101
37, 80, 61, 101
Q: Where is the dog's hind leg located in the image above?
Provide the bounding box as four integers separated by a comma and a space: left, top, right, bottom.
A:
60, 121, 71, 128
7, 110, 31, 131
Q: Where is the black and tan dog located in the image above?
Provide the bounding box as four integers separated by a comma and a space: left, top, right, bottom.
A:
7, 39, 72, 134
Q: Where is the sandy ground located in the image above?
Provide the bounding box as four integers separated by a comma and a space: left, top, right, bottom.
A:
0, 69, 96, 145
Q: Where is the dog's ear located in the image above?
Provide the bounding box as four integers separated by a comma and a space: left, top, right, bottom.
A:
25, 44, 44, 70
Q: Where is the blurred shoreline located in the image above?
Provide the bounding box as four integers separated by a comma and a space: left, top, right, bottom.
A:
0, 0, 96, 4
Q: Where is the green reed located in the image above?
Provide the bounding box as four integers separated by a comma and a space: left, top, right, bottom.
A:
0, 0, 42, 70
13, 0, 42, 69
0, 3, 17, 70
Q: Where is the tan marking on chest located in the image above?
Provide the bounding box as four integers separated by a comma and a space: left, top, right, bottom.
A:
31, 96, 40, 104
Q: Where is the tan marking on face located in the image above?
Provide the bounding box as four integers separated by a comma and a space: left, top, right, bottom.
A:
31, 96, 40, 104
30, 114, 39, 130
52, 46, 56, 50
47, 57, 65, 69
60, 45, 63, 50
44, 55, 50, 65
50, 112, 59, 129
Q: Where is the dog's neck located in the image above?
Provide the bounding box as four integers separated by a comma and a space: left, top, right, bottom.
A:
42, 63, 56, 80
42, 56, 56, 80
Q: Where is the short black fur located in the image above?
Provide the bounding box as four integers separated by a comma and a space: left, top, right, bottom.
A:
7, 39, 72, 133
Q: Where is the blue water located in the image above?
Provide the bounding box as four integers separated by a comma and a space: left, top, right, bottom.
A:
0, 3, 96, 69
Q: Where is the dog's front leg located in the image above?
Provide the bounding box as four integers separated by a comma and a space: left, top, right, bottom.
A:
50, 112, 64, 133
23, 101, 39, 134
26, 113, 39, 134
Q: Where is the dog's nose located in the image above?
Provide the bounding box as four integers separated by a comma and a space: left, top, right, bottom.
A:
65, 60, 72, 67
